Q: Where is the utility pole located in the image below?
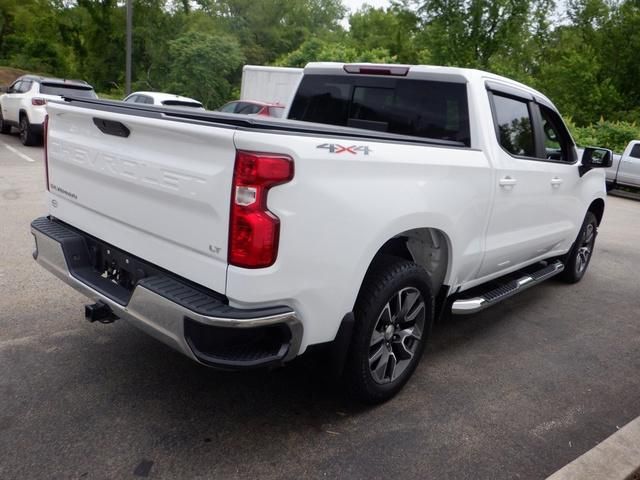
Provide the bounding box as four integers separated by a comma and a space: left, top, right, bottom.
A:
125, 0, 133, 95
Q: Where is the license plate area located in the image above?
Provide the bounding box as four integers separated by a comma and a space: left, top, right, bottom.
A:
86, 237, 162, 293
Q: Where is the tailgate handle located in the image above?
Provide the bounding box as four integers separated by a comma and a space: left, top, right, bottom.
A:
92, 118, 130, 138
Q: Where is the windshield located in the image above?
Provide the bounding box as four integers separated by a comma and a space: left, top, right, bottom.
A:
39, 82, 97, 98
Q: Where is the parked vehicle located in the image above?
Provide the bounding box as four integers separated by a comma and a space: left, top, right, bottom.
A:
32, 63, 612, 403
606, 140, 640, 190
217, 100, 285, 117
0, 75, 96, 146
123, 91, 204, 110
240, 65, 302, 105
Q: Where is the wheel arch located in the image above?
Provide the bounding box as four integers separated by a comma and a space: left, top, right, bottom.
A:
357, 227, 452, 307
588, 197, 605, 225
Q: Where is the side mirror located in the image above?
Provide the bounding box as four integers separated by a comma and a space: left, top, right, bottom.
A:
579, 146, 613, 176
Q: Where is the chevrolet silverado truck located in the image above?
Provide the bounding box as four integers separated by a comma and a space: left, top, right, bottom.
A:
31, 63, 613, 403
606, 140, 640, 190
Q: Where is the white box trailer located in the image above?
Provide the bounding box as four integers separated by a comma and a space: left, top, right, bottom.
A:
240, 65, 303, 106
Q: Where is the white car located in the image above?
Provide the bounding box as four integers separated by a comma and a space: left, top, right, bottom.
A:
0, 75, 96, 145
123, 91, 204, 110
33, 63, 612, 403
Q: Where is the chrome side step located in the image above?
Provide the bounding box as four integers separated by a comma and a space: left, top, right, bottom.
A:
451, 260, 564, 315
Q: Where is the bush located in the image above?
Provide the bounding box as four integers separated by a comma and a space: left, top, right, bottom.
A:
566, 118, 640, 153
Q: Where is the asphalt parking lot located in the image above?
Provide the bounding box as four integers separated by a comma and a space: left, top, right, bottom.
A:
1, 132, 639, 480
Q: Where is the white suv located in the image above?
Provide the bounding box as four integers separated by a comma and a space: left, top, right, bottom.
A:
0, 75, 96, 146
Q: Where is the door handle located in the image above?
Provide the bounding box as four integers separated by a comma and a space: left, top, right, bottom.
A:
550, 177, 563, 187
499, 176, 517, 187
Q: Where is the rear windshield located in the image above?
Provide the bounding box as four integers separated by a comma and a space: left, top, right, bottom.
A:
39, 82, 97, 98
162, 100, 203, 109
289, 75, 470, 146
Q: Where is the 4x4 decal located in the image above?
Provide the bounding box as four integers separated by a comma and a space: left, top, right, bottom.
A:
317, 143, 372, 155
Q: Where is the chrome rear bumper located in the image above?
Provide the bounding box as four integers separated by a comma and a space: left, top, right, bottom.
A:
31, 217, 302, 369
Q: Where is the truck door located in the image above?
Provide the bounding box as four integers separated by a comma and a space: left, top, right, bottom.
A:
618, 142, 640, 187
478, 86, 582, 278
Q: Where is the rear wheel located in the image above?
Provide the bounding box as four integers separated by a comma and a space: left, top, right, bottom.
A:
0, 111, 11, 134
559, 212, 598, 284
19, 115, 38, 146
344, 256, 433, 404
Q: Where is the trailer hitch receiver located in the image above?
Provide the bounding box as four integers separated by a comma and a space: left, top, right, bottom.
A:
85, 301, 119, 324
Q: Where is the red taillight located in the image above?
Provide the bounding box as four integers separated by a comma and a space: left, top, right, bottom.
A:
32, 98, 46, 106
43, 114, 50, 191
229, 150, 294, 268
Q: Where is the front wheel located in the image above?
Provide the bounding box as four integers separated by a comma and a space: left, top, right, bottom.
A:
344, 256, 433, 404
559, 212, 598, 284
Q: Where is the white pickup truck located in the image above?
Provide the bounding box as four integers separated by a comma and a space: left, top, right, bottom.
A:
606, 140, 640, 190
32, 63, 612, 403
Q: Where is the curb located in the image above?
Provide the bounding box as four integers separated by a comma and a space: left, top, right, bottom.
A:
547, 416, 640, 480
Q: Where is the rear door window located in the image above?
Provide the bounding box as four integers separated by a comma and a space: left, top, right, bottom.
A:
491, 94, 535, 157
288, 75, 470, 146
630, 144, 640, 159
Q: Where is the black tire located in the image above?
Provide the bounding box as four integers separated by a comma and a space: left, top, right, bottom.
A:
0, 111, 11, 134
344, 255, 433, 404
559, 212, 598, 284
19, 114, 38, 146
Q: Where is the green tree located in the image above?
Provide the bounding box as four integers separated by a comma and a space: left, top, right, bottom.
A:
275, 37, 395, 67
194, 0, 346, 65
166, 31, 244, 108
418, 0, 531, 68
349, 4, 427, 63
534, 28, 622, 125
0, 0, 73, 75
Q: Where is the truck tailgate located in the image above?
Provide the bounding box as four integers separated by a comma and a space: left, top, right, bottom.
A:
45, 101, 235, 294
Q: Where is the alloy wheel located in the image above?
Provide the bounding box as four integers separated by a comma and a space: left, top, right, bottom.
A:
576, 223, 595, 274
19, 118, 27, 143
368, 287, 426, 384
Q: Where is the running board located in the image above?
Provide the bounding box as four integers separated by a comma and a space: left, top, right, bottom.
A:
451, 260, 564, 315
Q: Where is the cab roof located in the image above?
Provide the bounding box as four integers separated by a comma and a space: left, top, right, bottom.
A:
303, 62, 555, 110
